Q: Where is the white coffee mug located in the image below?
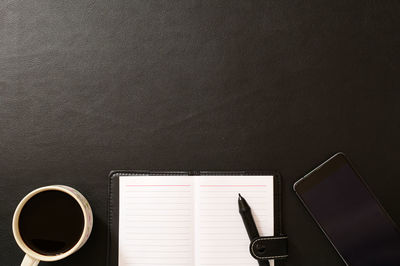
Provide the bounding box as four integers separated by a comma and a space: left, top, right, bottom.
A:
12, 185, 93, 266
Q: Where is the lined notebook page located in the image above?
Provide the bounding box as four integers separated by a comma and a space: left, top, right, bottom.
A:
195, 175, 274, 266
119, 176, 194, 266
118, 175, 274, 266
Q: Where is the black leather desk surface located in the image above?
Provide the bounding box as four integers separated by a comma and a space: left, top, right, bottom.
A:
1, 1, 399, 265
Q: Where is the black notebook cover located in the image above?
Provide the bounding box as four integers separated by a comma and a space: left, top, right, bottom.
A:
107, 171, 285, 266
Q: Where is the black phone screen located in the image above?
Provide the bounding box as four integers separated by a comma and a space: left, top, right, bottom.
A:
296, 154, 400, 266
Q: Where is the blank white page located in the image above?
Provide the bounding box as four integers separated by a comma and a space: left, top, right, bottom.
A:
119, 175, 194, 266
195, 175, 274, 266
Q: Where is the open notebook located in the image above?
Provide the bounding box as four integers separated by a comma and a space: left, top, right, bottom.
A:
108, 172, 283, 266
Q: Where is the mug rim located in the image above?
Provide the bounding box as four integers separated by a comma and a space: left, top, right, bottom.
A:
12, 185, 92, 262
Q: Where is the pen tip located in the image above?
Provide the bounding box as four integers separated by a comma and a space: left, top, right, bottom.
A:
238, 193, 242, 199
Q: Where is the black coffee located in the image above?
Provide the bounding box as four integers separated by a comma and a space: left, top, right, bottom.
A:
19, 190, 84, 255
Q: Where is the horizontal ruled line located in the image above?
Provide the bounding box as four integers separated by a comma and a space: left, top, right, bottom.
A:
200, 185, 267, 187
127, 196, 192, 199
123, 244, 189, 247
125, 190, 191, 192
127, 185, 192, 187
125, 220, 192, 222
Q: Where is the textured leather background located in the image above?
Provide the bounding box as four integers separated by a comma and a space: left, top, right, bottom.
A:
1, 1, 399, 265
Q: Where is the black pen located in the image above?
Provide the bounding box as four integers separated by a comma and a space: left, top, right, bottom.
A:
238, 193, 270, 266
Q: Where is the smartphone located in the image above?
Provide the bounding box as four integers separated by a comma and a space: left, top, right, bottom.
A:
294, 152, 400, 266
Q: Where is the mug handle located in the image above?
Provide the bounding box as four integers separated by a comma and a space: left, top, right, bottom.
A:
21, 254, 39, 266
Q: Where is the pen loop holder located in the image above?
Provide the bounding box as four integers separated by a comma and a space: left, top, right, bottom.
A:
249, 235, 288, 262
